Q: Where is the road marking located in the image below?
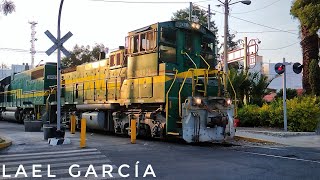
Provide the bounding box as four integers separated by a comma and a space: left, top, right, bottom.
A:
243, 145, 288, 151
0, 148, 98, 158
0, 148, 119, 179
2, 154, 109, 166
241, 151, 320, 164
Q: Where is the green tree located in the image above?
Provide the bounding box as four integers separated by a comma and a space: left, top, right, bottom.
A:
1, 0, 15, 16
227, 68, 250, 107
290, 0, 320, 94
309, 59, 320, 95
228, 69, 273, 107
62, 44, 105, 68
248, 72, 272, 106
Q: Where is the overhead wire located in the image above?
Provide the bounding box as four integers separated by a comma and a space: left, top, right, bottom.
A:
0, 48, 56, 54
260, 42, 300, 51
234, 30, 298, 34
88, 0, 211, 4
194, 3, 299, 36
230, 0, 282, 14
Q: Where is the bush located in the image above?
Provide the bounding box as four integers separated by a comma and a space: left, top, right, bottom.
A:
237, 96, 320, 132
287, 96, 320, 132
237, 105, 261, 127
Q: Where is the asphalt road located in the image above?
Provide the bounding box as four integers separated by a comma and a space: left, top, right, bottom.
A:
0, 121, 319, 180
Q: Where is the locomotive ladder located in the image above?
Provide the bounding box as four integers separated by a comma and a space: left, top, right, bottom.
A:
178, 52, 211, 117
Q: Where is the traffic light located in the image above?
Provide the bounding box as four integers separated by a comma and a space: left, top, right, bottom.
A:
275, 63, 285, 75
293, 62, 303, 74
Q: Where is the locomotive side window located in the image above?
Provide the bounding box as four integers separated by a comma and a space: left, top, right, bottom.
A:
201, 36, 215, 67
126, 29, 156, 55
160, 27, 176, 45
110, 55, 115, 66
133, 35, 139, 53
75, 84, 79, 99
159, 27, 177, 63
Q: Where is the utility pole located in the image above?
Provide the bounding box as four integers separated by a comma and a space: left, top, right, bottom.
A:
283, 58, 287, 132
243, 37, 248, 71
29, 21, 38, 69
223, 0, 229, 92
207, 4, 211, 29
56, 0, 64, 132
189, 2, 192, 21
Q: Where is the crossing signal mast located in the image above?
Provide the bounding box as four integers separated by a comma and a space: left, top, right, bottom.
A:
274, 59, 303, 132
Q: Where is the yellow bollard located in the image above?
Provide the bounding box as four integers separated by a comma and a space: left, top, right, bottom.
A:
131, 119, 136, 144
80, 118, 86, 148
70, 114, 76, 134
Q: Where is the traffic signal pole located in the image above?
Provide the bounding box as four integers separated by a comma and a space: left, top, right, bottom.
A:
283, 58, 287, 132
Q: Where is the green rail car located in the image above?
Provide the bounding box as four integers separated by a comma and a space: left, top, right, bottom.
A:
0, 63, 57, 123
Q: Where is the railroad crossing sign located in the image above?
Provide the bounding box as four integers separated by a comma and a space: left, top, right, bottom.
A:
45, 30, 72, 57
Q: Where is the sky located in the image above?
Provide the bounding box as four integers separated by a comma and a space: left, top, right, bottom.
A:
0, 0, 302, 67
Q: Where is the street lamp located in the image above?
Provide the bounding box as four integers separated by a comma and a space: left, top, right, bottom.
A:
218, 0, 251, 93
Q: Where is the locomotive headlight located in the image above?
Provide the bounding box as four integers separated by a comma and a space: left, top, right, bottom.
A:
194, 98, 202, 105
226, 98, 232, 106
191, 23, 200, 29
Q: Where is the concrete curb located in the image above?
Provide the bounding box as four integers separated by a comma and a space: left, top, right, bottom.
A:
234, 136, 277, 144
0, 137, 12, 150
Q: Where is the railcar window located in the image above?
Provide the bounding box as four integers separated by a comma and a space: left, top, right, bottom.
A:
110, 55, 115, 66
75, 84, 79, 99
116, 53, 121, 65
31, 69, 44, 80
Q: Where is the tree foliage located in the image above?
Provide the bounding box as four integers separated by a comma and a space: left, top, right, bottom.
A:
290, 0, 320, 94
1, 0, 15, 16
228, 69, 272, 107
62, 44, 105, 68
309, 59, 320, 95
291, 0, 320, 35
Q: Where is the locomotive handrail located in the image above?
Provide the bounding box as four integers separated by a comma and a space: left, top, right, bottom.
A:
165, 69, 178, 133
197, 54, 210, 70
178, 69, 193, 117
226, 72, 238, 116
181, 51, 197, 69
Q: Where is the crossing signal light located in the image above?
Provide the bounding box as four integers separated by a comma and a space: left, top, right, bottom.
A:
275, 63, 285, 75
293, 62, 303, 74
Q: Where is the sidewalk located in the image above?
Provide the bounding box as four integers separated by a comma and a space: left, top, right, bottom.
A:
235, 127, 320, 148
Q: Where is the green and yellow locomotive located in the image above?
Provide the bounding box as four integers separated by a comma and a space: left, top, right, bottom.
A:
0, 20, 236, 143
61, 20, 236, 142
